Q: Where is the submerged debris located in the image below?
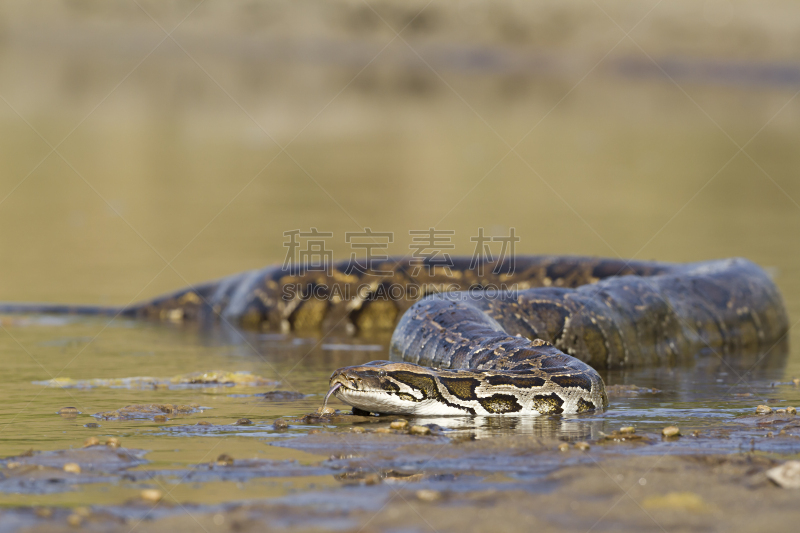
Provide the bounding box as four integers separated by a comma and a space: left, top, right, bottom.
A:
35, 371, 276, 390
94, 404, 204, 421
258, 390, 306, 401
0, 445, 147, 493
215, 454, 235, 466
605, 384, 661, 397
57, 406, 79, 417
601, 429, 648, 444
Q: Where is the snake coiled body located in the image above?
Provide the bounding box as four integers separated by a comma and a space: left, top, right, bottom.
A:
0, 256, 788, 416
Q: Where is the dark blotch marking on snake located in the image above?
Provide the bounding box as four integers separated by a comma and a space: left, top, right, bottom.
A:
530, 393, 564, 414
439, 376, 480, 401
576, 398, 595, 413
478, 394, 523, 414
392, 371, 477, 414
550, 374, 593, 391
390, 371, 439, 399
484, 374, 546, 388
383, 381, 400, 393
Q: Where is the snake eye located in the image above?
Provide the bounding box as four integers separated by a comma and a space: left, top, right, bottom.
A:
378, 369, 387, 378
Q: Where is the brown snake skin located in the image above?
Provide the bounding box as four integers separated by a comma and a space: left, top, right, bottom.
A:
0, 256, 788, 415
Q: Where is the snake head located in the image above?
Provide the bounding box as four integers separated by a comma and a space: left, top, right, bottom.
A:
328, 360, 434, 414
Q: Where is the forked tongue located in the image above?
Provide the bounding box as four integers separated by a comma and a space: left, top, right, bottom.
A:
322, 382, 342, 410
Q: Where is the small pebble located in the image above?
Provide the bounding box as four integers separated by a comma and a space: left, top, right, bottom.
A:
216, 454, 234, 466
450, 433, 476, 443
196, 421, 212, 426
558, 442, 570, 452
574, 441, 590, 451
34, 508, 52, 518
5, 462, 20, 469
154, 415, 168, 423
777, 409, 787, 414
140, 489, 163, 502
83, 437, 100, 448
363, 473, 381, 485
350, 426, 366, 433
106, 437, 121, 449
58, 407, 79, 416
308, 429, 320, 434
272, 419, 289, 430
389, 419, 409, 430
234, 418, 253, 426
409, 425, 431, 436
788, 406, 797, 415
692, 430, 701, 437
374, 428, 392, 434
756, 405, 772, 415
767, 432, 774, 438
766, 460, 800, 489
619, 426, 635, 434
84, 423, 100, 428
662, 426, 681, 438
316, 406, 335, 416
793, 378, 800, 387
74, 507, 90, 517
63, 463, 81, 474
416, 489, 442, 502
426, 424, 444, 435
66, 514, 82, 527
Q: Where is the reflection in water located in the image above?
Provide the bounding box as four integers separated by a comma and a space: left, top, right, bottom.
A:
410, 414, 606, 442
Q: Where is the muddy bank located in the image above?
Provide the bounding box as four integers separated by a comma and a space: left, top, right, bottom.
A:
4, 451, 799, 533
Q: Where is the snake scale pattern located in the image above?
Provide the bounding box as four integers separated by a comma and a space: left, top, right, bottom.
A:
0, 256, 789, 416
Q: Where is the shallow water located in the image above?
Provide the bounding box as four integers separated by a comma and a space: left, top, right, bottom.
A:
0, 314, 798, 511
1, 1, 800, 529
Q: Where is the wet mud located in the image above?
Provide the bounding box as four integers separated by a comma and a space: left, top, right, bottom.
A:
3, 433, 800, 532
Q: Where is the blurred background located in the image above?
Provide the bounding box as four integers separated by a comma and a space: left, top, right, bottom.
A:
0, 0, 798, 327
